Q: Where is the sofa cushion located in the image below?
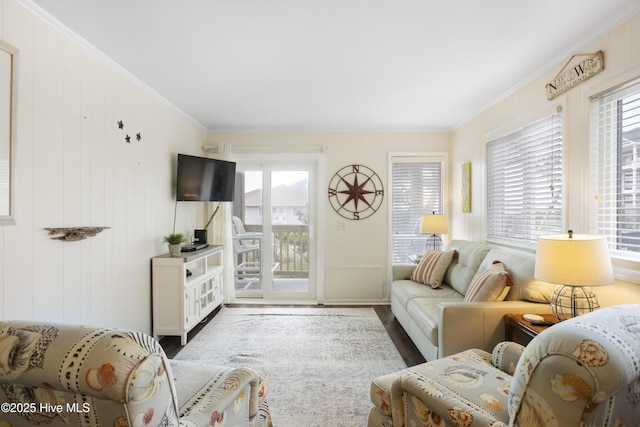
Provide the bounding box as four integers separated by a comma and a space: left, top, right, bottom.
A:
391, 349, 510, 425
391, 280, 464, 309
407, 296, 464, 344
443, 240, 494, 295
464, 261, 513, 302
410, 249, 456, 288
476, 248, 556, 302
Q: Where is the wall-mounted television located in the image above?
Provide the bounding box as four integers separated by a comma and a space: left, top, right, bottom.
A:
176, 154, 236, 202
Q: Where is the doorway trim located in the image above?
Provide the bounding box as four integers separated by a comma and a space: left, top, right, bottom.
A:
230, 151, 325, 304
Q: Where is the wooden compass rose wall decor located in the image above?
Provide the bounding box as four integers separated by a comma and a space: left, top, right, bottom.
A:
328, 164, 384, 220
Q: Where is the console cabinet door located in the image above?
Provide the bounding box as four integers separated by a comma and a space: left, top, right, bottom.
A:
184, 282, 200, 329
151, 246, 224, 345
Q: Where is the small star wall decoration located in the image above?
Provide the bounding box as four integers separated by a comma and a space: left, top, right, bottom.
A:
136, 133, 142, 142
117, 120, 124, 129
125, 134, 131, 143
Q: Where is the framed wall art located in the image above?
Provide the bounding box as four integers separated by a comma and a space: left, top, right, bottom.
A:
461, 162, 471, 213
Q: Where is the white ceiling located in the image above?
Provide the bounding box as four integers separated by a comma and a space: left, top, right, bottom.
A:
26, 0, 640, 131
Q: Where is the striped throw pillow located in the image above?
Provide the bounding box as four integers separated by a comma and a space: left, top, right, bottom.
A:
464, 260, 513, 302
410, 250, 456, 289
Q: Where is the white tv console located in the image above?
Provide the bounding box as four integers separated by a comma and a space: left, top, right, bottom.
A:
151, 245, 224, 345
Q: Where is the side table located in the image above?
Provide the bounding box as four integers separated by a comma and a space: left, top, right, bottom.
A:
504, 313, 557, 346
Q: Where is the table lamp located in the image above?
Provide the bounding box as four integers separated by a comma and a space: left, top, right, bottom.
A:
421, 212, 449, 251
534, 231, 614, 321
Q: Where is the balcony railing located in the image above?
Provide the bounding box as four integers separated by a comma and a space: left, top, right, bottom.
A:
243, 224, 309, 278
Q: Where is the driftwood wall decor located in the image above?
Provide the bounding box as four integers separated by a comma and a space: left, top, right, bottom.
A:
45, 226, 110, 241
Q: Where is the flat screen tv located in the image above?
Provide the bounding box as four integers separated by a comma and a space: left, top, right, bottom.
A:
176, 154, 236, 202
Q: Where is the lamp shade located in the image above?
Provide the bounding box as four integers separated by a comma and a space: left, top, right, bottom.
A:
420, 214, 449, 234
534, 234, 614, 286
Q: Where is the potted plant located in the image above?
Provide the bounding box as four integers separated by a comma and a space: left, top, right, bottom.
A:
163, 233, 186, 257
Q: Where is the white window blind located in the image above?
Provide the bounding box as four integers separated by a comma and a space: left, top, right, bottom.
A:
391, 158, 445, 263
486, 113, 564, 247
589, 78, 640, 257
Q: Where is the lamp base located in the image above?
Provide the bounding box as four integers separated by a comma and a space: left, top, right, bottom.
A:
550, 285, 600, 321
425, 234, 443, 252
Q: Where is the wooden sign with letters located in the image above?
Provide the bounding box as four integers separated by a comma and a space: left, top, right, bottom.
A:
546, 51, 604, 100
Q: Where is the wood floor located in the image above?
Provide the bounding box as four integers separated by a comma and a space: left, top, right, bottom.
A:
373, 305, 426, 366
160, 304, 426, 367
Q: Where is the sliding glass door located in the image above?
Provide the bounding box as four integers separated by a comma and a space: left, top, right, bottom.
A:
232, 160, 317, 300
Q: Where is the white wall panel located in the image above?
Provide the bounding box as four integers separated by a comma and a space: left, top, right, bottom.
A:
32, 19, 65, 321
88, 62, 107, 325
324, 266, 385, 301
77, 54, 94, 323
108, 76, 131, 327
1, 0, 35, 320
0, 0, 206, 332
61, 38, 84, 323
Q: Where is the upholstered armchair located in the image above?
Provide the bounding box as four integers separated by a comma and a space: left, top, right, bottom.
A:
0, 321, 272, 427
369, 304, 640, 426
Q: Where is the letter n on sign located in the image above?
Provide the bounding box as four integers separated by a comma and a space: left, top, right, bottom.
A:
546, 51, 604, 100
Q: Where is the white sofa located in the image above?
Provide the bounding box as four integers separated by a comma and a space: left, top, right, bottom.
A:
391, 240, 555, 360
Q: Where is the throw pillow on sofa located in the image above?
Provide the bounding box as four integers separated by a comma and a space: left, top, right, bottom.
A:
464, 260, 513, 302
411, 250, 456, 289
477, 247, 556, 303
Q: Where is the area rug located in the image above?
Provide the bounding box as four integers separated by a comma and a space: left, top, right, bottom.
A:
173, 306, 407, 426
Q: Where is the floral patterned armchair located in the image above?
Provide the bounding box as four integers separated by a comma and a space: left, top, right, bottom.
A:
0, 321, 272, 427
369, 304, 640, 426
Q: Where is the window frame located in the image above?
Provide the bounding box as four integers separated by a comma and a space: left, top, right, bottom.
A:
388, 152, 448, 266
589, 76, 640, 262
484, 107, 565, 250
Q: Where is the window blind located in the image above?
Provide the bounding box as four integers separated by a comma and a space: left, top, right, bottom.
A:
589, 78, 640, 257
391, 159, 444, 263
486, 113, 564, 247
